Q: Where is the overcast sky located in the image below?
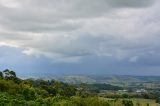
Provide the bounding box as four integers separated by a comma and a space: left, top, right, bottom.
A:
0, 0, 160, 76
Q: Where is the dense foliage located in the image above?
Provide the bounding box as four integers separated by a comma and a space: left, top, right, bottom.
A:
0, 69, 159, 106
0, 69, 111, 106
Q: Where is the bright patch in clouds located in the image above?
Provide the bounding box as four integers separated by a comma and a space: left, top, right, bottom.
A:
0, 0, 21, 8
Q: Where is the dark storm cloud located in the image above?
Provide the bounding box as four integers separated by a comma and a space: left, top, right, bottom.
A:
0, 0, 159, 64
0, 0, 155, 32
107, 0, 154, 8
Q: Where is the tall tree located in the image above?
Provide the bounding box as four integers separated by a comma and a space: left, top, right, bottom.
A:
3, 69, 17, 80
0, 71, 3, 78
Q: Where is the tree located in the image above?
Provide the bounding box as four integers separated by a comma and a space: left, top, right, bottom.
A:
156, 97, 160, 104
3, 69, 16, 80
122, 100, 133, 106
22, 88, 36, 101
2, 69, 21, 83
0, 71, 3, 78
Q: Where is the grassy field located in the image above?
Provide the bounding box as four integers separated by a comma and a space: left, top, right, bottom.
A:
102, 98, 160, 106
129, 98, 159, 106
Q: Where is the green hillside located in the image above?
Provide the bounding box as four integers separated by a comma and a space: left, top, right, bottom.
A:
0, 69, 160, 106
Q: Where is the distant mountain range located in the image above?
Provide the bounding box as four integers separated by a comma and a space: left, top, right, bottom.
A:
18, 73, 160, 85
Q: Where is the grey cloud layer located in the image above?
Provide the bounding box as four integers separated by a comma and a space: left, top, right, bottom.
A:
0, 0, 160, 63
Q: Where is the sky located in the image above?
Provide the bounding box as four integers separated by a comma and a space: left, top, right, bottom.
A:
0, 0, 160, 76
